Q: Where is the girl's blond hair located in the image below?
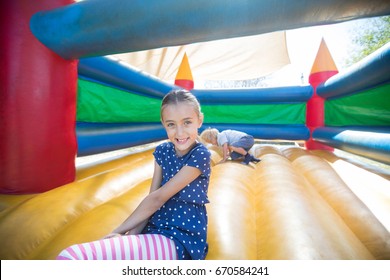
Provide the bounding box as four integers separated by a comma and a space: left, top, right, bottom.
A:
160, 89, 203, 121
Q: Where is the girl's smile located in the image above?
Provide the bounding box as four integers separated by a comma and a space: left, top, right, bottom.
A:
162, 103, 203, 157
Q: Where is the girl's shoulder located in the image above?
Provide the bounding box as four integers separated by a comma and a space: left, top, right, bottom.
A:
193, 141, 208, 150
153, 141, 174, 158
191, 142, 211, 157
155, 141, 174, 151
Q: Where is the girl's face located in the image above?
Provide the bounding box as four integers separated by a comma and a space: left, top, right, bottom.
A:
162, 103, 203, 157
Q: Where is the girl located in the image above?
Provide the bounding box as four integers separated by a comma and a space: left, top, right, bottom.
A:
57, 89, 211, 260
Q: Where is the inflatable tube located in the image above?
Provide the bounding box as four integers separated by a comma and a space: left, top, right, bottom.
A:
311, 150, 390, 232
192, 86, 313, 105
30, 0, 390, 59
317, 43, 390, 99
207, 162, 258, 259
76, 122, 167, 156
79, 57, 174, 99
313, 126, 390, 164
0, 149, 155, 259
1, 145, 385, 259
283, 147, 390, 259
33, 180, 152, 260
251, 146, 373, 259
204, 124, 310, 140
76, 123, 309, 156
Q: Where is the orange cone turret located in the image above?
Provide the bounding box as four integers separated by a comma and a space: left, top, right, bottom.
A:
174, 52, 194, 90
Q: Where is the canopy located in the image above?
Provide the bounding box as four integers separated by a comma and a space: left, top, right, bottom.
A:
111, 31, 290, 81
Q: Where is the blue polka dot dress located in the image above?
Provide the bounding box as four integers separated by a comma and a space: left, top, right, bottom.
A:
142, 142, 211, 260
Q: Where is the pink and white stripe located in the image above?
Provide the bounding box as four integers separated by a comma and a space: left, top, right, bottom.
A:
56, 234, 178, 260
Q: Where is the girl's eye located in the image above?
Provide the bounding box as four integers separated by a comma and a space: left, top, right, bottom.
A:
166, 123, 175, 128
184, 121, 192, 125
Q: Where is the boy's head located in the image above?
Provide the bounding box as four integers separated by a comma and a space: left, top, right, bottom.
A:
200, 128, 219, 145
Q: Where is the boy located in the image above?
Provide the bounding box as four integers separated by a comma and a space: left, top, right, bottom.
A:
200, 128, 261, 165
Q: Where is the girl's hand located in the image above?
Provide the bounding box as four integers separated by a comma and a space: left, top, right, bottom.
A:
103, 232, 122, 239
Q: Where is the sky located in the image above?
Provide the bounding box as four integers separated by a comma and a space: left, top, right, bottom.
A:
268, 18, 369, 86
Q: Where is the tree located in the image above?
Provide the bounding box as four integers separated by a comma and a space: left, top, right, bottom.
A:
346, 16, 390, 66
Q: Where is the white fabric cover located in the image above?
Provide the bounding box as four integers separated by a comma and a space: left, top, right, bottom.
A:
110, 31, 290, 82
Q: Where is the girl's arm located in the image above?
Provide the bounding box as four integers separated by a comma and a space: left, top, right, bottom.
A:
109, 162, 201, 236
105, 161, 162, 238
125, 161, 163, 235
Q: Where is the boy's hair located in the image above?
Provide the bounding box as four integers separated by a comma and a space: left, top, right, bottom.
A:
200, 128, 219, 143
161, 89, 202, 121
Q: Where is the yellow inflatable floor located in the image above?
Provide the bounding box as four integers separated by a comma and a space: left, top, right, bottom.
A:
1, 144, 389, 260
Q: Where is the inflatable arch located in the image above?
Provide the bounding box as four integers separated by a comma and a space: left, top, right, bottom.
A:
0, 0, 389, 260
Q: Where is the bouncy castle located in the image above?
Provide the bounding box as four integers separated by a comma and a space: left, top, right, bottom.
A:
1, 0, 390, 260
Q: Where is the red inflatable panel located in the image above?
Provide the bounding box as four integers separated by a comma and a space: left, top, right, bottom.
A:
0, 0, 77, 194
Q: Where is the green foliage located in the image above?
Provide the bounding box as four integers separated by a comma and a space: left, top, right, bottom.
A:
346, 16, 390, 66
